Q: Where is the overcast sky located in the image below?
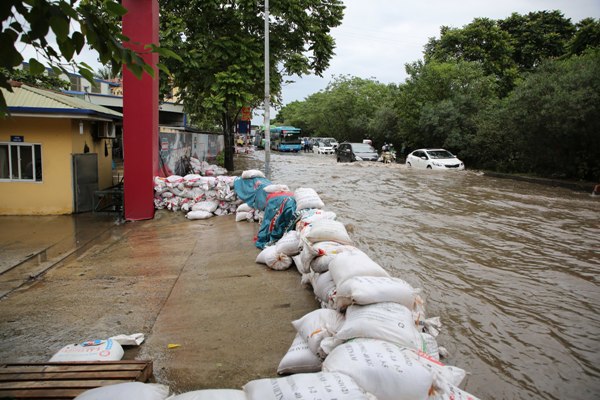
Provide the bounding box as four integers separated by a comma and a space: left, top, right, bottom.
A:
265, 0, 600, 123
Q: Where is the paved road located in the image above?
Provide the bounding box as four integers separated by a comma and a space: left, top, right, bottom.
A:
0, 208, 318, 394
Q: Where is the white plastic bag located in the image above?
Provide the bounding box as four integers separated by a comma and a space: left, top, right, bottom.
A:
244, 372, 372, 400
277, 333, 322, 375
74, 382, 169, 400
109, 333, 145, 346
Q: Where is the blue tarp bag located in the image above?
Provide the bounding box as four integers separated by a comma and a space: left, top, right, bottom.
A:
255, 193, 297, 249
233, 176, 271, 210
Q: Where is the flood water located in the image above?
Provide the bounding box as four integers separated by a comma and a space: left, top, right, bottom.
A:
254, 150, 600, 400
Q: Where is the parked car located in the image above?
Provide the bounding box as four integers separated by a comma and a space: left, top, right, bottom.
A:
336, 142, 379, 162
405, 148, 465, 170
321, 137, 339, 149
314, 141, 335, 154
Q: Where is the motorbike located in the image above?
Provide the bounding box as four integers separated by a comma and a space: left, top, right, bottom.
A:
381, 150, 396, 164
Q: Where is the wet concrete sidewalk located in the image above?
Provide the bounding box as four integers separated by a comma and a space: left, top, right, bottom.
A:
0, 210, 318, 394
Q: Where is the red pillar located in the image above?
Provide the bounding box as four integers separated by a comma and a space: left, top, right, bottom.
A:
122, 0, 159, 220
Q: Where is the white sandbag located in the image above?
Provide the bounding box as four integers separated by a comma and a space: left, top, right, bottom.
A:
263, 184, 290, 193
411, 349, 467, 387
241, 169, 265, 179
291, 254, 305, 275
439, 385, 482, 400
265, 251, 292, 271
275, 230, 301, 256
192, 201, 219, 213
334, 276, 421, 311
183, 174, 203, 186
328, 249, 389, 286
292, 308, 344, 356
167, 175, 184, 184
294, 187, 325, 210
49, 339, 124, 362
213, 208, 229, 216
236, 203, 252, 213
74, 382, 169, 400
168, 389, 247, 400
236, 211, 249, 222
421, 332, 440, 361
313, 271, 336, 308
256, 246, 275, 265
186, 210, 213, 220
244, 372, 372, 400
330, 302, 424, 352
322, 339, 434, 400
309, 242, 356, 273
200, 176, 217, 189
277, 333, 323, 375
296, 209, 337, 230
301, 219, 353, 245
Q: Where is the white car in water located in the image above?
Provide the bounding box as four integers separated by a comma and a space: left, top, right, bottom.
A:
405, 148, 465, 170
314, 141, 335, 154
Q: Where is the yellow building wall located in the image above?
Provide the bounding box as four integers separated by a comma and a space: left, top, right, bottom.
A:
71, 120, 114, 190
0, 116, 114, 215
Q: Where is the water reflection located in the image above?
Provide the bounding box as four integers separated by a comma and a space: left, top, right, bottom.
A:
256, 150, 600, 400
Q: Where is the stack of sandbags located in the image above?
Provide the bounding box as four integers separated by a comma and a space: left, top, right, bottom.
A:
153, 174, 241, 220
232, 175, 480, 399
189, 157, 228, 176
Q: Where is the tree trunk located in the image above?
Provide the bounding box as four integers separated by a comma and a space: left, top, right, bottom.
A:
222, 112, 235, 172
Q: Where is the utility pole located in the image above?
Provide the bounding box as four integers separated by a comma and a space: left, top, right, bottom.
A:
264, 0, 271, 178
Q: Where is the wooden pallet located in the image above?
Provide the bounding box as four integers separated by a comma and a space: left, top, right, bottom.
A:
0, 360, 153, 399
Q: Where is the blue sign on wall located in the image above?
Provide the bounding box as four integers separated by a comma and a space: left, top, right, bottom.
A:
11, 135, 24, 142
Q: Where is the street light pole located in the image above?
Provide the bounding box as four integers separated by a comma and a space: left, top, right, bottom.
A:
264, 0, 271, 178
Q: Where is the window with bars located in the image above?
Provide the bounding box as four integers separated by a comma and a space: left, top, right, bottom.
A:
0, 143, 43, 182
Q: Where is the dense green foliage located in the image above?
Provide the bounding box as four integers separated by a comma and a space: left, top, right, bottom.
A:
159, 0, 344, 171
275, 11, 600, 181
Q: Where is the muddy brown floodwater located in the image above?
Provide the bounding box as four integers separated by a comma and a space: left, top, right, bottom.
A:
253, 149, 600, 400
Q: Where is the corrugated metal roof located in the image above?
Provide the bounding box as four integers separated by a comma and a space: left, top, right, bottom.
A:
2, 84, 122, 119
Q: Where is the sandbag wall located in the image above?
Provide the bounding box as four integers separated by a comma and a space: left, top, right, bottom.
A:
231, 169, 482, 400
153, 158, 250, 220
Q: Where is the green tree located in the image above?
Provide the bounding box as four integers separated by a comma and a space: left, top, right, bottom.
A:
158, 0, 344, 171
395, 60, 498, 159
475, 50, 600, 179
1, 0, 176, 116
568, 18, 600, 55
424, 18, 518, 95
499, 11, 575, 71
